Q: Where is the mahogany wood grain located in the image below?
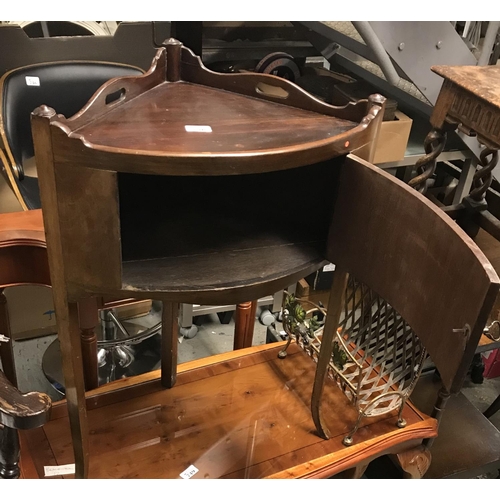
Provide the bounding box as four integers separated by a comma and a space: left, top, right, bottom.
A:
326, 154, 500, 393
179, 45, 369, 122
161, 302, 179, 389
44, 44, 385, 176
52, 162, 122, 295
25, 344, 437, 479
0, 370, 51, 430
233, 301, 257, 350
119, 242, 326, 304
77, 297, 99, 391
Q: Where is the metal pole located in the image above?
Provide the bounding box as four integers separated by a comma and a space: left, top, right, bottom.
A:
478, 21, 500, 66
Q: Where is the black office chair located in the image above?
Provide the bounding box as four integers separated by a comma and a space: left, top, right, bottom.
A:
0, 61, 143, 209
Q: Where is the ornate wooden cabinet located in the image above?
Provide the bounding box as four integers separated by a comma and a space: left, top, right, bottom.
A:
31, 40, 499, 478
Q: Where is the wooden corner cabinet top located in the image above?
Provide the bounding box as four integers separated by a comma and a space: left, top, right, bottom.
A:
432, 65, 500, 110
34, 39, 385, 175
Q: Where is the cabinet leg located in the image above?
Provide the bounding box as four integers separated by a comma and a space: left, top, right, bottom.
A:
78, 297, 99, 391
161, 302, 179, 389
311, 270, 348, 439
0, 289, 17, 386
233, 301, 257, 350
58, 300, 89, 479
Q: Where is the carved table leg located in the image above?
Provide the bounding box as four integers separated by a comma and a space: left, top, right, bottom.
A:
392, 445, 432, 479
233, 301, 257, 350
408, 128, 447, 195
161, 302, 179, 389
311, 269, 348, 439
78, 297, 99, 391
0, 426, 20, 479
0, 290, 17, 386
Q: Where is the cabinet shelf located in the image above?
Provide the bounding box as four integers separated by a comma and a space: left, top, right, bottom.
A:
122, 240, 326, 301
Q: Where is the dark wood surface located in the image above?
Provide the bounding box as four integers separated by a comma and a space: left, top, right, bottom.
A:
19, 343, 437, 479
233, 301, 257, 350
46, 44, 385, 176
411, 373, 500, 479
71, 82, 357, 155
326, 154, 500, 394
0, 370, 51, 430
121, 242, 325, 303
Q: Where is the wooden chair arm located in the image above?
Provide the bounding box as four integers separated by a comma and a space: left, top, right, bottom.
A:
0, 371, 51, 430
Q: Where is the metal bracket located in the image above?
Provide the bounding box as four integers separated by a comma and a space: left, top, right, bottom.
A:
453, 323, 471, 351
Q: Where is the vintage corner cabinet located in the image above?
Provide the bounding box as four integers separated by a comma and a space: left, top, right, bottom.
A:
31, 39, 499, 479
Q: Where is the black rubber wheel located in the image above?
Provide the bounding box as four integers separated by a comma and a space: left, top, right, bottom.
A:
255, 52, 301, 82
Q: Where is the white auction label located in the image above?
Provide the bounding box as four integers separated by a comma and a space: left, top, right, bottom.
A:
180, 464, 199, 479
184, 125, 212, 133
25, 76, 40, 86
323, 263, 336, 272
44, 464, 75, 476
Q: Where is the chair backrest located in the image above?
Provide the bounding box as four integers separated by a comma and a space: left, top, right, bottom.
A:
1, 61, 143, 170
327, 154, 500, 394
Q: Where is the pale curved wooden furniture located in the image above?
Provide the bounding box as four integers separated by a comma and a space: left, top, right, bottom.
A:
0, 210, 49, 386
0, 209, 52, 479
30, 39, 499, 479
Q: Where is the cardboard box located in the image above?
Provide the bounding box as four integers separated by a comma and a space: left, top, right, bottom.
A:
4, 286, 152, 342
4, 285, 57, 341
371, 111, 413, 164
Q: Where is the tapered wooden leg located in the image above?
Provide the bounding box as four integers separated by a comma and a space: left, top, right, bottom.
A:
58, 300, 89, 479
0, 290, 16, 386
233, 301, 257, 350
161, 302, 179, 388
77, 297, 99, 391
392, 445, 432, 479
311, 269, 348, 439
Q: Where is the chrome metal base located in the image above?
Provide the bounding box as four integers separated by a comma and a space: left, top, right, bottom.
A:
42, 333, 162, 395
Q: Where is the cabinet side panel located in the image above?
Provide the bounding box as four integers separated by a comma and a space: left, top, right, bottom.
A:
53, 162, 121, 294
